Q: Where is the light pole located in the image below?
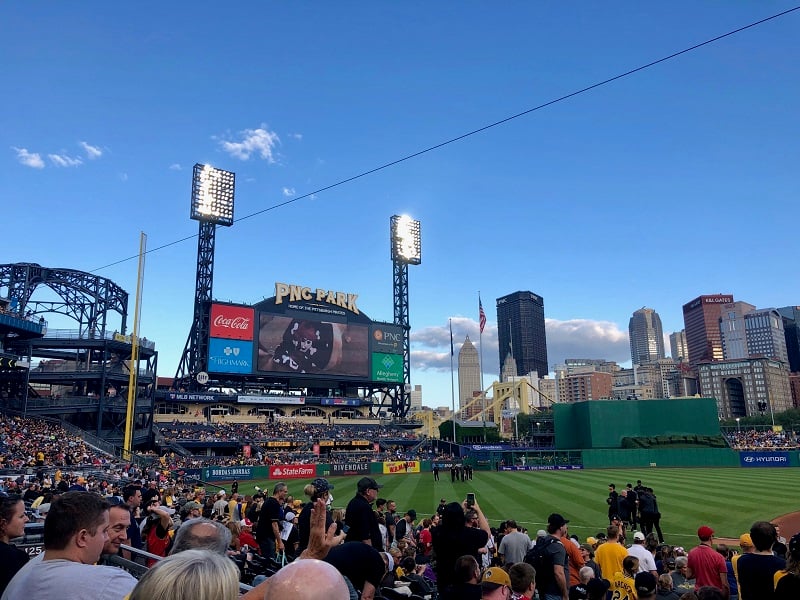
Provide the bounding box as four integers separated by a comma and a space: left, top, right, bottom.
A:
736, 417, 740, 433
390, 215, 421, 419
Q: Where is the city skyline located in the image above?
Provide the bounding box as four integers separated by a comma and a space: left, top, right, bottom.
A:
2, 4, 799, 407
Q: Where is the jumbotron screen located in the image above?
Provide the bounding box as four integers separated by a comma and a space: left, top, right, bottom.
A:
257, 314, 369, 377
207, 281, 404, 383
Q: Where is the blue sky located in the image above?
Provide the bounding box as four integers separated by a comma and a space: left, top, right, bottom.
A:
2, 3, 798, 408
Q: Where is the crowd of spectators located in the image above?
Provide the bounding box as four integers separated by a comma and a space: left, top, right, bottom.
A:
158, 420, 420, 443
0, 414, 116, 470
4, 473, 798, 600
725, 428, 799, 450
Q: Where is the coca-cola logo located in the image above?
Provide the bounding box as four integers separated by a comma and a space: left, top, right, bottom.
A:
214, 315, 251, 329
210, 304, 254, 340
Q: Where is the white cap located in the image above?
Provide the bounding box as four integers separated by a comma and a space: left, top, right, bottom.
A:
284, 511, 296, 522
381, 552, 395, 573
633, 531, 646, 541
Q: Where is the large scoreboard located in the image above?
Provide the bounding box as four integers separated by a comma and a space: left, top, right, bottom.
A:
207, 282, 404, 384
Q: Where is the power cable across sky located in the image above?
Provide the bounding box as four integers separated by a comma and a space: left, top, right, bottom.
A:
92, 5, 800, 273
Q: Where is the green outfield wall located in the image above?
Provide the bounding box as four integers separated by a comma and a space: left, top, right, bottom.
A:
554, 398, 720, 450
581, 447, 741, 468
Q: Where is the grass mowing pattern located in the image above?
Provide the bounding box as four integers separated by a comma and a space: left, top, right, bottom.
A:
235, 468, 800, 542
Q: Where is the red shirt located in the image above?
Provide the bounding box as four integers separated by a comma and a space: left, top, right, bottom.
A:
419, 528, 433, 555
687, 543, 727, 590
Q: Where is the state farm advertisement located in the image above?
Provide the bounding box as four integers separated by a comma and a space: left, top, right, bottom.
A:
210, 304, 255, 341
269, 464, 316, 479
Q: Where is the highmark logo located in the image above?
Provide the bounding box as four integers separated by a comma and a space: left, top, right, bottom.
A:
382, 355, 395, 369
223, 346, 240, 356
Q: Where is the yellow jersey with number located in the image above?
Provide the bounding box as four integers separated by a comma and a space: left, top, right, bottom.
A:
610, 571, 637, 600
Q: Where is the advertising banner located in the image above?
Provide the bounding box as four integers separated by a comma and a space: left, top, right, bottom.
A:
383, 461, 420, 474
208, 338, 253, 374
330, 462, 371, 476
175, 468, 203, 481
204, 466, 254, 481
269, 464, 316, 479
500, 465, 584, 471
470, 444, 513, 451
321, 398, 362, 406
371, 352, 404, 383
370, 325, 404, 354
210, 304, 255, 341
739, 451, 791, 467
239, 395, 305, 405
166, 392, 225, 403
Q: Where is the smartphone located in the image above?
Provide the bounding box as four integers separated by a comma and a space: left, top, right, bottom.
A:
466, 493, 475, 507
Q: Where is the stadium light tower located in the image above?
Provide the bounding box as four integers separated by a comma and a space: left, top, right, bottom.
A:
390, 215, 421, 418
175, 164, 236, 390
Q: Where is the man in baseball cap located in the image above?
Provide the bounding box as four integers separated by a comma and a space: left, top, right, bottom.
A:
634, 572, 657, 600
356, 477, 383, 493
345, 478, 384, 548
482, 566, 512, 598
687, 525, 729, 597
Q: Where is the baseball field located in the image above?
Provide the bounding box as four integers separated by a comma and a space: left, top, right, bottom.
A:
231, 467, 800, 543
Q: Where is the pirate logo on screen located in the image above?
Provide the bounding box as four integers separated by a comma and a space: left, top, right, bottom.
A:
272, 319, 336, 373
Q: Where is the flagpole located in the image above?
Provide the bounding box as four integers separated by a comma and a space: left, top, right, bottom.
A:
449, 318, 457, 446
479, 292, 486, 442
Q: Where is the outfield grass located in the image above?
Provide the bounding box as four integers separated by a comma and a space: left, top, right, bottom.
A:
229, 468, 800, 543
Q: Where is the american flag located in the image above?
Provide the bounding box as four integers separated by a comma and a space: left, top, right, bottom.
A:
479, 298, 486, 334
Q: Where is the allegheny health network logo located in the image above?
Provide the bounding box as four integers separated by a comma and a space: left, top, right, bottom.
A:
382, 355, 395, 369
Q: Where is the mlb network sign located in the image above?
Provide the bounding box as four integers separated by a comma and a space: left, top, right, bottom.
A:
739, 451, 791, 468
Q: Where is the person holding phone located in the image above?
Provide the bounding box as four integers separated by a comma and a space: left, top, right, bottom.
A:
432, 497, 492, 594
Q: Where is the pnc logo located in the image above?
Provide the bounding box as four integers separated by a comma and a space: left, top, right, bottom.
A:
373, 330, 383, 341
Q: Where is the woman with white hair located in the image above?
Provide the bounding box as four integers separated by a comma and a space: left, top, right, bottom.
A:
128, 549, 240, 600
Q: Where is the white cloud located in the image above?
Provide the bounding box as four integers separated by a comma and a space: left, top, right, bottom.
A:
411, 317, 630, 374
79, 141, 102, 159
12, 147, 45, 169
288, 133, 303, 140
49, 153, 83, 167
545, 318, 630, 365
282, 187, 296, 197
169, 163, 182, 171
119, 172, 129, 182
218, 124, 280, 162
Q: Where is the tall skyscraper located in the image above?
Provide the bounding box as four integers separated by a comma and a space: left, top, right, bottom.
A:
720, 301, 756, 360
458, 336, 481, 410
669, 330, 688, 362
777, 306, 800, 372
745, 308, 788, 364
682, 294, 734, 366
628, 307, 665, 366
496, 291, 548, 378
